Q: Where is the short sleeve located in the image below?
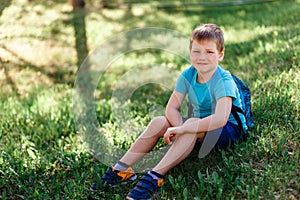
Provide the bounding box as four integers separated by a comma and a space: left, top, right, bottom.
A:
174, 67, 195, 95
174, 73, 188, 94
214, 74, 237, 100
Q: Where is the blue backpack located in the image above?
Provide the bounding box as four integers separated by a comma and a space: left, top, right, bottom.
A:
230, 74, 255, 135
186, 68, 254, 138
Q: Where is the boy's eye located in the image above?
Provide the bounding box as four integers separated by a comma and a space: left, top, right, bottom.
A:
207, 51, 214, 54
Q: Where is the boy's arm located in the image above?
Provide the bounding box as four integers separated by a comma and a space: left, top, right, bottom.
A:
164, 96, 232, 144
165, 91, 185, 127
181, 96, 232, 133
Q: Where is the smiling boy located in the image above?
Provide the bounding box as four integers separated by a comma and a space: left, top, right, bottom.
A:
91, 23, 247, 200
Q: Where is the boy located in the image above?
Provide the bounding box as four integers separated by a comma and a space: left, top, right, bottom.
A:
91, 23, 247, 200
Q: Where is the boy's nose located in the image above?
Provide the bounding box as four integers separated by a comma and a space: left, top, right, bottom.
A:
198, 52, 206, 59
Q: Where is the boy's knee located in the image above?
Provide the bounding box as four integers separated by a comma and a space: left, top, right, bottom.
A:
150, 116, 169, 128
141, 116, 170, 138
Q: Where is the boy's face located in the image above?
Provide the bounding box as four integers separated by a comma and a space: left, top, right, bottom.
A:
190, 39, 224, 75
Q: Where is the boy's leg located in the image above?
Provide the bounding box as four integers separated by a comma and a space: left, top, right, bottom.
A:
151, 132, 202, 175
209, 121, 241, 149
119, 116, 171, 167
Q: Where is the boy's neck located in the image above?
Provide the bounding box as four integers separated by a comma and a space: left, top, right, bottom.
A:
196, 66, 218, 84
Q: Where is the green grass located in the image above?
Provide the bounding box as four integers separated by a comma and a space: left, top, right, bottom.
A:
0, 0, 299, 199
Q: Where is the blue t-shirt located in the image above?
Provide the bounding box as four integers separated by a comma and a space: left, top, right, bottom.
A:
175, 65, 247, 131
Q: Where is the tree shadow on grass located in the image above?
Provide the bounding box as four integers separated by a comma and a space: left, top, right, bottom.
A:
0, 0, 11, 16
0, 1, 91, 96
0, 43, 74, 97
223, 26, 299, 80
0, 0, 13, 93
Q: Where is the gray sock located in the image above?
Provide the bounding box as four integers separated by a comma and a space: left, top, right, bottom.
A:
148, 170, 164, 179
113, 161, 129, 171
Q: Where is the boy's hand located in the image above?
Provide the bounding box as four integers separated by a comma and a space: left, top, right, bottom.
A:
164, 127, 182, 145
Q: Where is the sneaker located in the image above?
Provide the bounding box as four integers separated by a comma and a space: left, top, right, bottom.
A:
126, 172, 164, 200
90, 167, 137, 191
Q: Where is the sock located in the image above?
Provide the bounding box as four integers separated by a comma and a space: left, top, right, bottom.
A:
113, 161, 130, 171
148, 170, 164, 180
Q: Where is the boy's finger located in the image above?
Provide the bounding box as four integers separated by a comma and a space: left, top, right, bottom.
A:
170, 133, 176, 141
163, 134, 168, 144
163, 133, 171, 145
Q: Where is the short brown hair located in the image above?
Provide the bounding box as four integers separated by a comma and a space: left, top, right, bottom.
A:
189, 24, 224, 52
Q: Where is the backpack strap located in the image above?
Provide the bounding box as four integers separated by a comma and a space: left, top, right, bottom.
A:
231, 105, 247, 141
186, 66, 196, 118
188, 102, 193, 118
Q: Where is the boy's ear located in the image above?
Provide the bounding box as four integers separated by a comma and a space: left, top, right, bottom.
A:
218, 49, 225, 61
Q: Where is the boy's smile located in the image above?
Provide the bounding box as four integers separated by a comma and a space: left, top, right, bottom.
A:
190, 40, 224, 83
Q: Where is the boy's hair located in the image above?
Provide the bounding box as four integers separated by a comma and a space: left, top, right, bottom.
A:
189, 24, 224, 53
